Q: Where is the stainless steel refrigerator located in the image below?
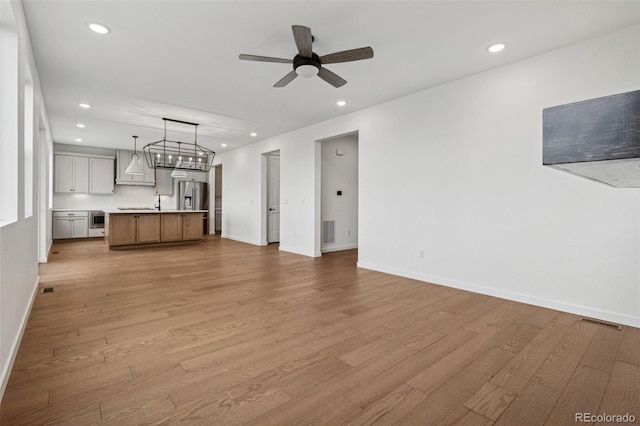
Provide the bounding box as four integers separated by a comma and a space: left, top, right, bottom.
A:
178, 181, 208, 234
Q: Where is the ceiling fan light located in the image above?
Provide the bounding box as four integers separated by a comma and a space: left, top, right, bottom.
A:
296, 64, 319, 78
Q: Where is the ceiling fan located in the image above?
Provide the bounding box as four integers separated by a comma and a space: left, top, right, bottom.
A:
239, 25, 374, 88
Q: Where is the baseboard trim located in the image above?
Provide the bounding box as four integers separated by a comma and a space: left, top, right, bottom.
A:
322, 243, 358, 253
0, 275, 40, 403
279, 246, 321, 258
221, 234, 262, 246
39, 239, 53, 264
357, 261, 640, 328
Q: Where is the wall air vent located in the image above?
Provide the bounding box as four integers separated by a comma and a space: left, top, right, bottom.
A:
580, 317, 622, 330
543, 89, 640, 188
322, 220, 335, 244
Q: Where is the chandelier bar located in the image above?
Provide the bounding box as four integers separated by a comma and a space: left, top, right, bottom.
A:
142, 118, 215, 173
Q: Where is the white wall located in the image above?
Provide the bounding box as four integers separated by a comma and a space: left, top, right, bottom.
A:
0, 1, 52, 400
219, 25, 640, 327
321, 134, 358, 252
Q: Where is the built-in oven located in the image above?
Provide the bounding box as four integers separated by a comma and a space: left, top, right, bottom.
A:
89, 211, 105, 229
89, 211, 105, 238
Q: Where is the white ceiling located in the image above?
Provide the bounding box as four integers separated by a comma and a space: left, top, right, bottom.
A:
22, 1, 640, 154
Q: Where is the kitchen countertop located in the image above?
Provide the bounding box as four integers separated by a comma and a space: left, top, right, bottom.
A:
103, 209, 208, 214
53, 208, 103, 212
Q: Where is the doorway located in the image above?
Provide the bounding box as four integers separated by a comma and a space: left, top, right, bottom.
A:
213, 165, 222, 234
264, 151, 280, 244
319, 132, 358, 254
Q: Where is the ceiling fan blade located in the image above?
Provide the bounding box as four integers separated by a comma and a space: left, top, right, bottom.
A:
292, 25, 313, 58
274, 70, 298, 88
317, 67, 347, 88
239, 54, 292, 64
320, 47, 374, 64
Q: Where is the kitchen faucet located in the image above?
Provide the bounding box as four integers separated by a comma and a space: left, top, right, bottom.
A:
155, 194, 161, 211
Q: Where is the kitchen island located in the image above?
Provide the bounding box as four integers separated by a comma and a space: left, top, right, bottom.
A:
104, 209, 207, 249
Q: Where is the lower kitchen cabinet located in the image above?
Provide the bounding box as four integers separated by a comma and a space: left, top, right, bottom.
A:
107, 212, 203, 248
109, 213, 161, 246
108, 214, 137, 246
161, 213, 183, 242
161, 213, 203, 242
52, 211, 89, 239
183, 213, 203, 240
137, 214, 161, 243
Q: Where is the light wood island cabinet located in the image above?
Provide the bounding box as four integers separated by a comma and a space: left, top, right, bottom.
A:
161, 214, 183, 242
183, 213, 203, 240
137, 214, 161, 244
106, 210, 204, 249
161, 213, 202, 242
108, 214, 137, 246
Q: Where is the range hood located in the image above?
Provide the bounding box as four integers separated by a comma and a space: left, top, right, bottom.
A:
543, 90, 639, 188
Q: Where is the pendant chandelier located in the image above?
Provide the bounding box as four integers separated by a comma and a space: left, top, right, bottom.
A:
142, 118, 215, 175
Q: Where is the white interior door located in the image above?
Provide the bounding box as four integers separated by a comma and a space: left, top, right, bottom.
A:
267, 154, 280, 243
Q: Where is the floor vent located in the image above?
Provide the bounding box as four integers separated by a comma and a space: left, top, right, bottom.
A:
580, 317, 622, 330
41, 287, 55, 294
322, 220, 335, 244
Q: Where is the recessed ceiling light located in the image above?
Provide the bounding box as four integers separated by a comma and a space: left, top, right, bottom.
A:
75, 138, 82, 142
336, 100, 347, 107
78, 103, 91, 109
487, 43, 506, 53
221, 143, 228, 147
76, 123, 85, 128
88, 23, 110, 34
250, 132, 257, 137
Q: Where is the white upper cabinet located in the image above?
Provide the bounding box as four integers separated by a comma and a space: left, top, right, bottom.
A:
55, 153, 114, 194
55, 154, 89, 193
54, 155, 74, 193
90, 157, 115, 194
116, 150, 155, 186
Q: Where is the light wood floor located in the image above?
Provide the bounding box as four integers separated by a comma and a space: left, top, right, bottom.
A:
1, 236, 638, 425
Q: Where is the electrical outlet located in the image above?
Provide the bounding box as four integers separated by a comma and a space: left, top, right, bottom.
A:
294, 231, 297, 238
347, 230, 351, 236
418, 248, 425, 259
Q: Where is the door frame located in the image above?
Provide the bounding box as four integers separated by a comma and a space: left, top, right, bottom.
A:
260, 150, 280, 245
314, 130, 359, 257
209, 164, 222, 235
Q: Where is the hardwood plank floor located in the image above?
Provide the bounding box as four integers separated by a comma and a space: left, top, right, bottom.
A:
1, 235, 638, 425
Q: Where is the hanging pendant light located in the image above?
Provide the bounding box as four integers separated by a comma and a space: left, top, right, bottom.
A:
170, 142, 188, 178
125, 136, 145, 175
142, 118, 215, 174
